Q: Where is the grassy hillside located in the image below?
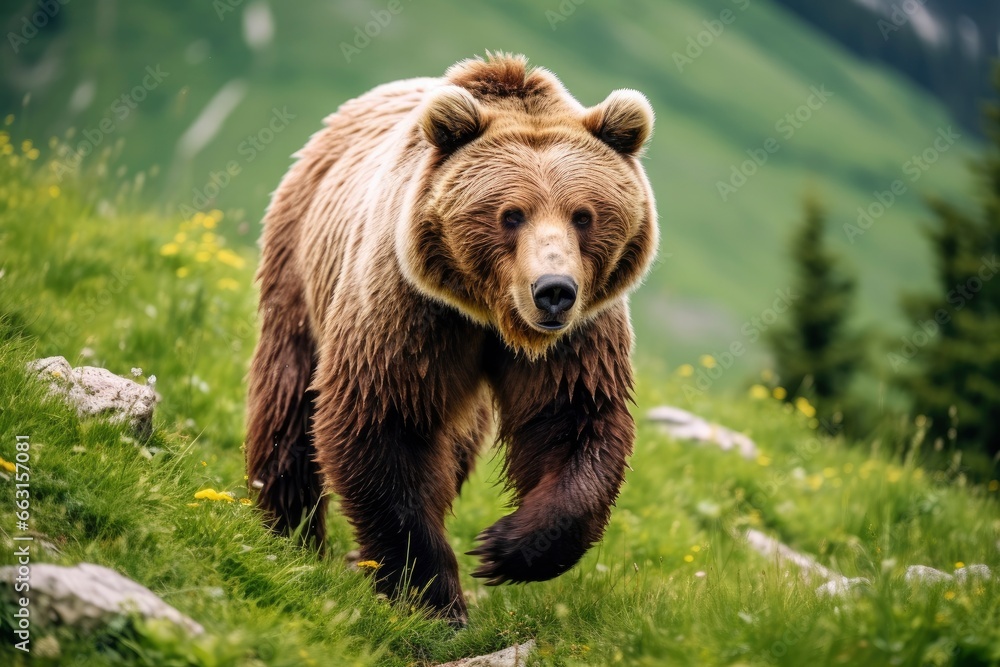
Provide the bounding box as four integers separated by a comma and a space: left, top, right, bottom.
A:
0, 0, 980, 371
2, 119, 999, 666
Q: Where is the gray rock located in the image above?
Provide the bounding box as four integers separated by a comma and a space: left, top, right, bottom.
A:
815, 577, 870, 597
438, 641, 535, 667
954, 564, 992, 583
745, 529, 837, 581
647, 406, 758, 459
904, 565, 953, 584
0, 563, 203, 635
27, 356, 159, 435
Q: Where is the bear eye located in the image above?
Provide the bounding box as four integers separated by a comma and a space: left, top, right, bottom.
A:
501, 208, 526, 229
572, 210, 592, 228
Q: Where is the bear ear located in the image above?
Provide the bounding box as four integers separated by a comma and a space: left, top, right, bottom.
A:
583, 89, 654, 155
420, 86, 486, 153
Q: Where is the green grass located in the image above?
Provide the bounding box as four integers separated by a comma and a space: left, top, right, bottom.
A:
1, 127, 999, 666
0, 0, 980, 370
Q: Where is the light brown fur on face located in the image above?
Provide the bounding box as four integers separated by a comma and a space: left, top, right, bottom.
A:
400, 58, 658, 356
246, 53, 658, 626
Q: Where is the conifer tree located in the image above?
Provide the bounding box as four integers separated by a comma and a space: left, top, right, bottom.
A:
897, 69, 1000, 457
769, 196, 861, 422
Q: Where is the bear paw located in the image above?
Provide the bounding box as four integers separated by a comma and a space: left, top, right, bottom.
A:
467, 511, 588, 585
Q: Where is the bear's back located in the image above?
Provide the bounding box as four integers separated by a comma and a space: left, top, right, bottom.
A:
293, 77, 440, 334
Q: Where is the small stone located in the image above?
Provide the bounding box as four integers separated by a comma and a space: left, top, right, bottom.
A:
815, 577, 869, 597
27, 357, 160, 435
954, 564, 991, 583
437, 640, 535, 667
646, 405, 758, 459
905, 565, 953, 584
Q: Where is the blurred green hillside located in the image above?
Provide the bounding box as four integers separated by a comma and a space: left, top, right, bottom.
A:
0, 0, 979, 372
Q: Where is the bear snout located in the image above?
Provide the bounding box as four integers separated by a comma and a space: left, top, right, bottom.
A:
531, 274, 577, 329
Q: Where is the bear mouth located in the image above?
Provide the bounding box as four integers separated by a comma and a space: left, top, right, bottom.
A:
536, 319, 568, 332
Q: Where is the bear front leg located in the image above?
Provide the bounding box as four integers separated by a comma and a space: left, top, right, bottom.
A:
473, 306, 636, 585
312, 390, 467, 625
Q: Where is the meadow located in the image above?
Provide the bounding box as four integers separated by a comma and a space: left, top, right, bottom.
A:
1, 122, 999, 666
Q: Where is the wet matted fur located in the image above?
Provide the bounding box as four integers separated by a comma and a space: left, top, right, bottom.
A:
246, 53, 658, 625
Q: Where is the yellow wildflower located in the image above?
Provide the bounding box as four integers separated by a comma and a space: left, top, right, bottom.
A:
944, 591, 956, 601
676, 364, 694, 378
886, 467, 902, 484
683, 554, 694, 563
823, 467, 837, 478
193, 488, 235, 502
772, 386, 787, 400
794, 397, 816, 418
217, 277, 240, 291
356, 560, 381, 570
186, 502, 200, 508
699, 354, 716, 369
954, 561, 965, 569
176, 267, 190, 278
160, 243, 180, 256
195, 250, 212, 263
239, 498, 252, 506
0, 131, 7, 145
48, 185, 60, 198
0, 457, 15, 473
749, 384, 769, 399
201, 232, 216, 244
1, 144, 12, 155
806, 474, 824, 490
216, 248, 245, 269
25, 148, 39, 160
690, 545, 701, 553
20, 140, 30, 152
756, 454, 772, 467
174, 232, 187, 243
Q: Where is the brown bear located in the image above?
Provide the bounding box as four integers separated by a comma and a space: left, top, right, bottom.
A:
246, 53, 657, 626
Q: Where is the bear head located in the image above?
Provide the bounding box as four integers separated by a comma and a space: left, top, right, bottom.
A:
398, 53, 658, 357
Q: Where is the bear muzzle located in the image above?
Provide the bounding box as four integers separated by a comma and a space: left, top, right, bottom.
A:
530, 274, 578, 331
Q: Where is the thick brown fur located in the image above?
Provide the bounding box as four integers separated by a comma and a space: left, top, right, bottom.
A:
246, 53, 658, 625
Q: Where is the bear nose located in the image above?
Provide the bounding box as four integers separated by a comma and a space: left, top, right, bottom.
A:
531, 274, 578, 315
